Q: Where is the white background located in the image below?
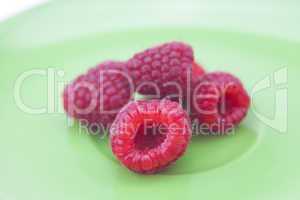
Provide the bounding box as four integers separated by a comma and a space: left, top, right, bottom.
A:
0, 0, 46, 21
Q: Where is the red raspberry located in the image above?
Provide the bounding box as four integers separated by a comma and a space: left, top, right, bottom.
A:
63, 61, 133, 129
110, 99, 191, 174
126, 42, 201, 100
191, 72, 250, 134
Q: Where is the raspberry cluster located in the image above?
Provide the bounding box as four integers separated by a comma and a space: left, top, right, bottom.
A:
63, 41, 250, 174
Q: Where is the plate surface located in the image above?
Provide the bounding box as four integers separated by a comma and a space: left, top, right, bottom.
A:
0, 1, 299, 200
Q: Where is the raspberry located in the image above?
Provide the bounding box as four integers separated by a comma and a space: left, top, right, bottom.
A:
63, 61, 133, 129
110, 99, 191, 174
191, 72, 250, 134
126, 42, 198, 100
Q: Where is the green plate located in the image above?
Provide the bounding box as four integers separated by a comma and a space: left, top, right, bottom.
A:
0, 1, 299, 200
